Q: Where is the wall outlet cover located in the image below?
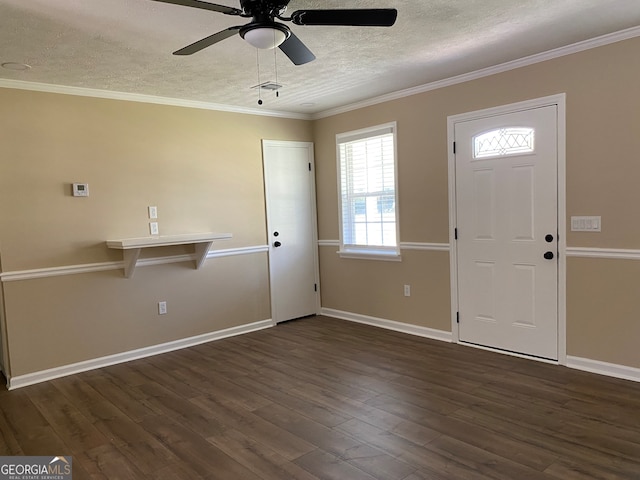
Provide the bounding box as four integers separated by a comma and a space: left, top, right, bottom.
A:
158, 301, 167, 315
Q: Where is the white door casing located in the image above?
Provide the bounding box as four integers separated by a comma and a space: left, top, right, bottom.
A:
262, 140, 320, 324
0, 263, 7, 377
448, 95, 567, 362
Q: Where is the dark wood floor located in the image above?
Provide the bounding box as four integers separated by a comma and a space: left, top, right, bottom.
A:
1, 316, 640, 479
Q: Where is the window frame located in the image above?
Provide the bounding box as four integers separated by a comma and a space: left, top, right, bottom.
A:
336, 121, 401, 261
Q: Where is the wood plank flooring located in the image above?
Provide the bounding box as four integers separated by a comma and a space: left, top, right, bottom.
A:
1, 315, 640, 479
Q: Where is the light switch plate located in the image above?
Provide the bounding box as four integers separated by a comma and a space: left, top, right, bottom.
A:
571, 216, 601, 232
148, 206, 158, 219
149, 222, 159, 235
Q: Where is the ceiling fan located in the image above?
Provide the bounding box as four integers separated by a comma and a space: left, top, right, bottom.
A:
152, 0, 398, 65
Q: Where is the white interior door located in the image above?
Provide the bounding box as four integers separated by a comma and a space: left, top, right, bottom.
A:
263, 140, 319, 324
455, 106, 558, 360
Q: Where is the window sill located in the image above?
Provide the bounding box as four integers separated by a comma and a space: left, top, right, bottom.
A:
337, 249, 402, 262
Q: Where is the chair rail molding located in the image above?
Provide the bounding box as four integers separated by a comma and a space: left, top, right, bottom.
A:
0, 244, 268, 282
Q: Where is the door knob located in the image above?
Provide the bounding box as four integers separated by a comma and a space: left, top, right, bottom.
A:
273, 241, 282, 248
544, 251, 554, 260
545, 234, 554, 243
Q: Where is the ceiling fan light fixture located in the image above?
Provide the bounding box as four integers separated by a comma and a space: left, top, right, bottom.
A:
241, 24, 289, 49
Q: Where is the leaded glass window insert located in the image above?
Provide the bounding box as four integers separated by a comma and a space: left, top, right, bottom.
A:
473, 127, 535, 159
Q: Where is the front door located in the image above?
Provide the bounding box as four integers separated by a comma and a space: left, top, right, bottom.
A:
262, 140, 319, 323
454, 105, 558, 360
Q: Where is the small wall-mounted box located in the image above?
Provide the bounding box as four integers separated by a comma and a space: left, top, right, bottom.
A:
72, 183, 89, 197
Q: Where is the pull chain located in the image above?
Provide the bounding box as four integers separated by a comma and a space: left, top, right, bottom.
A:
274, 30, 279, 98
256, 48, 263, 105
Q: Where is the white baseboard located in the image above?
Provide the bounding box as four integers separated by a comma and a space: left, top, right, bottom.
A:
321, 308, 452, 343
320, 308, 640, 384
10, 315, 638, 389
566, 355, 640, 383
7, 319, 273, 390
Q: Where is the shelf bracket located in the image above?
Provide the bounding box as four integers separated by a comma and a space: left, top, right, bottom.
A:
123, 249, 141, 279
194, 241, 214, 270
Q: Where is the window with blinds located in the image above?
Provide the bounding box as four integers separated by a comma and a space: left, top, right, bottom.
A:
336, 122, 400, 260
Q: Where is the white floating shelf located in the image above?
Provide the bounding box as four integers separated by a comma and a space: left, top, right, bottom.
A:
106, 232, 232, 278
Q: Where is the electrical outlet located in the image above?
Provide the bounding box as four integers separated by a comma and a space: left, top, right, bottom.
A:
149, 222, 159, 235
404, 284, 411, 297
158, 301, 167, 315
148, 206, 158, 219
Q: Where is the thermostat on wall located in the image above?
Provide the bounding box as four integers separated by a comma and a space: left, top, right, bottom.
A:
72, 183, 89, 197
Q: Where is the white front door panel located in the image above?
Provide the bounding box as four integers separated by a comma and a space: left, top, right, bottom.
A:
455, 106, 558, 360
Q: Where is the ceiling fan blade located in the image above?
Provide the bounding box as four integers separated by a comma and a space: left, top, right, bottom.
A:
173, 26, 241, 55
291, 9, 398, 27
278, 32, 316, 65
151, 0, 242, 16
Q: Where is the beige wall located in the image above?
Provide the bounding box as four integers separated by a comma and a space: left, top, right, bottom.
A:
319, 249, 451, 331
314, 37, 640, 368
0, 88, 312, 376
1, 35, 639, 380
567, 257, 640, 368
3, 256, 270, 376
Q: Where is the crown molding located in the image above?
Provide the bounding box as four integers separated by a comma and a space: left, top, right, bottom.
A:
1, 26, 637, 121
312, 25, 640, 120
0, 79, 312, 121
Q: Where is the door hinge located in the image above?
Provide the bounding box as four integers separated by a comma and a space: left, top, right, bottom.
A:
453, 141, 456, 154
456, 312, 460, 324
454, 228, 458, 240
309, 162, 312, 171
314, 283, 317, 292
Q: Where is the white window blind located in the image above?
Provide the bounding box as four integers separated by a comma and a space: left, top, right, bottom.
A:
337, 122, 400, 260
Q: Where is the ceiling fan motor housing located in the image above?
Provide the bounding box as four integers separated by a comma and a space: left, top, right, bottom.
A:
239, 0, 290, 19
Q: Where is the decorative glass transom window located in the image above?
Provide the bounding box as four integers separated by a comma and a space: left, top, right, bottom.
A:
473, 127, 535, 159
336, 122, 400, 260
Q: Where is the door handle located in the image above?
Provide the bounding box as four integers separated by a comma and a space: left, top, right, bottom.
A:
273, 241, 282, 248
544, 251, 554, 260
545, 234, 554, 243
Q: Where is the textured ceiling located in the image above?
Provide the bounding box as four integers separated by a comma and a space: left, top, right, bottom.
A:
1, 0, 639, 116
